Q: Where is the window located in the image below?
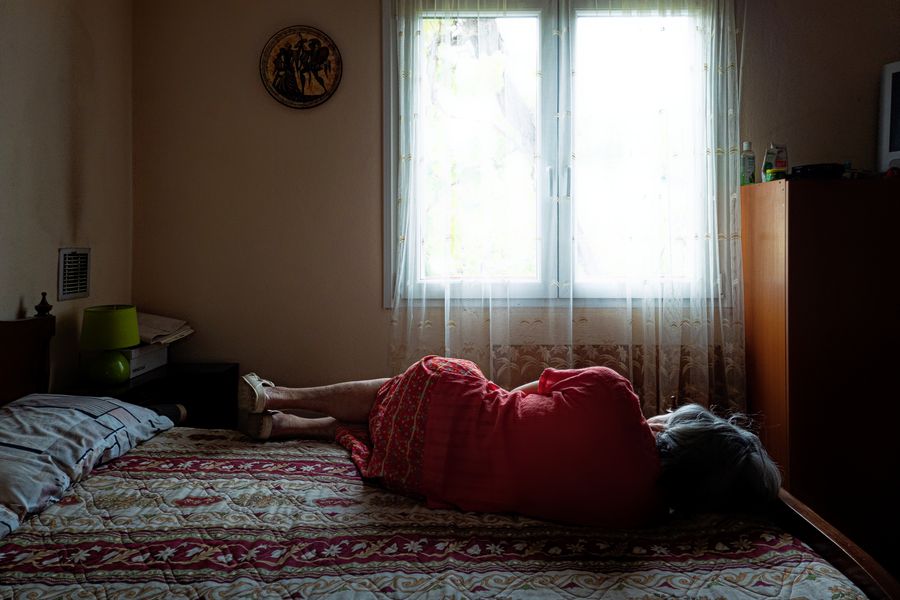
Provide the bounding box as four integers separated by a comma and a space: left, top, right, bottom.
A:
418, 13, 544, 285
384, 1, 707, 303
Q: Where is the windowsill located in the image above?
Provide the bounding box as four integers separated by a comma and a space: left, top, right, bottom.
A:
388, 295, 726, 310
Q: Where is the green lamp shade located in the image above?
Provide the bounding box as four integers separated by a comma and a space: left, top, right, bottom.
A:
80, 305, 140, 350
80, 305, 139, 386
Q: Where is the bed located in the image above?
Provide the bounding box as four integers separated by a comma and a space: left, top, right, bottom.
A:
1, 305, 898, 599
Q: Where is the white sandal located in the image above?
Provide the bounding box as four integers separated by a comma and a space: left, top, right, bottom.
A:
238, 373, 274, 433
239, 373, 274, 413
245, 411, 274, 441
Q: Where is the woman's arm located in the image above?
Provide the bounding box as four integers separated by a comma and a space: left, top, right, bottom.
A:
510, 380, 540, 394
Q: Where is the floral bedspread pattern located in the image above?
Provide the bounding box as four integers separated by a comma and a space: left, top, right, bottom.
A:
0, 429, 865, 599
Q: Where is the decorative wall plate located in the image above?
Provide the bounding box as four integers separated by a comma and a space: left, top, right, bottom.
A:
259, 25, 342, 109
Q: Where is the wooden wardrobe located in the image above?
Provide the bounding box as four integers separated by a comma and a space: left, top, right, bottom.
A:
741, 178, 900, 575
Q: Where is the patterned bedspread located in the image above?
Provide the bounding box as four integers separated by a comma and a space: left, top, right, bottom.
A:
0, 428, 865, 599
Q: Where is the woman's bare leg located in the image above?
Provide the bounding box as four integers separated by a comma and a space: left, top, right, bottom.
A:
260, 378, 389, 423
270, 413, 339, 440
245, 411, 339, 441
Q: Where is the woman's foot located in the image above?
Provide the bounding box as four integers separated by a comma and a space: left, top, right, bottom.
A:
238, 373, 274, 432
148, 403, 188, 425
244, 411, 339, 441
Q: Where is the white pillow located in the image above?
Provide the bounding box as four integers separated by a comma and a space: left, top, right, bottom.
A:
0, 394, 173, 539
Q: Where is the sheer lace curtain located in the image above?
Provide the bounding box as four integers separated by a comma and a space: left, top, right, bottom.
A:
388, 0, 744, 415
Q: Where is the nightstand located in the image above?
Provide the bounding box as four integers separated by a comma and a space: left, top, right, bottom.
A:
72, 363, 239, 429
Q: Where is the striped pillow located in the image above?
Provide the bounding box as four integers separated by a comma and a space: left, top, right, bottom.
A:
0, 394, 173, 539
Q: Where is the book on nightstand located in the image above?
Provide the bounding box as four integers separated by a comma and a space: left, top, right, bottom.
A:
121, 343, 168, 379
122, 312, 196, 380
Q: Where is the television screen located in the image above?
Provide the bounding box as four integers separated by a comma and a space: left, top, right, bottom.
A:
891, 71, 900, 153
879, 61, 900, 171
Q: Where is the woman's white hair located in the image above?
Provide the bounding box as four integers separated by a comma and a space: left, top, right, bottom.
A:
655, 403, 781, 514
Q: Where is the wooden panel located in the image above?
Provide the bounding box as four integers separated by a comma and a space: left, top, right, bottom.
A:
0, 315, 56, 406
785, 179, 900, 576
741, 181, 790, 486
744, 178, 900, 576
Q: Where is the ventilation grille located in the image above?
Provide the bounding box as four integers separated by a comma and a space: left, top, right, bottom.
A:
58, 248, 90, 300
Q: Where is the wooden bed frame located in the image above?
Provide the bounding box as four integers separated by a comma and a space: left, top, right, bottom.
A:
1, 303, 897, 598
0, 305, 55, 407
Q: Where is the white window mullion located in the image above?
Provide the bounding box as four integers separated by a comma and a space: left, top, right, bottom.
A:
555, 1, 572, 301
541, 0, 561, 301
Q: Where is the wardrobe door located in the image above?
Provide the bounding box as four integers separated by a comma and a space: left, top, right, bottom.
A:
741, 180, 790, 484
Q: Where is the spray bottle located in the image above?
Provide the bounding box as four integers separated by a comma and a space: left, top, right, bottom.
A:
761, 143, 789, 181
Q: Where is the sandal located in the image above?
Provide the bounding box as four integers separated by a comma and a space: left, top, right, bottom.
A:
238, 373, 274, 433
245, 411, 275, 440
239, 373, 274, 414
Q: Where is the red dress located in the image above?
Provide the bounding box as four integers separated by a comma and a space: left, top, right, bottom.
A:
335, 356, 663, 527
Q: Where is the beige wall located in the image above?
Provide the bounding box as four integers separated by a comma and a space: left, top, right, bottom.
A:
5, 0, 894, 389
738, 0, 900, 171
0, 0, 133, 388
131, 0, 899, 387
132, 0, 391, 386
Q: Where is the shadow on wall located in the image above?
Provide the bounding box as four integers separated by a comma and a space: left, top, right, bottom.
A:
61, 2, 95, 241
50, 307, 80, 392
15, 298, 27, 320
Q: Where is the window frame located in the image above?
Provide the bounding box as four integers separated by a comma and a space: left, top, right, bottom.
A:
383, 0, 709, 308
383, 0, 558, 307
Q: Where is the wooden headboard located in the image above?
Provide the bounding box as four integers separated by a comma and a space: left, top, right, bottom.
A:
0, 302, 56, 406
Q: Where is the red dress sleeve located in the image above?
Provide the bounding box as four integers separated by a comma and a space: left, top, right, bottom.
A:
538, 367, 593, 394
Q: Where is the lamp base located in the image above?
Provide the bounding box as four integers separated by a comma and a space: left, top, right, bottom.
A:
82, 350, 130, 386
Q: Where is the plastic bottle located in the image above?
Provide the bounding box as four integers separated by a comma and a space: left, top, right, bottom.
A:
760, 143, 789, 181
761, 143, 777, 182
740, 141, 756, 185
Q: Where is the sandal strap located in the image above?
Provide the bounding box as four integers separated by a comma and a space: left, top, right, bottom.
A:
247, 373, 275, 388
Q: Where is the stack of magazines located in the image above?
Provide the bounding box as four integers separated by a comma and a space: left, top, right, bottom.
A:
119, 313, 195, 379
137, 313, 194, 345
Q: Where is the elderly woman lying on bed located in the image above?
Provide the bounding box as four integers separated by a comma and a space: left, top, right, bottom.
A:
237, 356, 781, 527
